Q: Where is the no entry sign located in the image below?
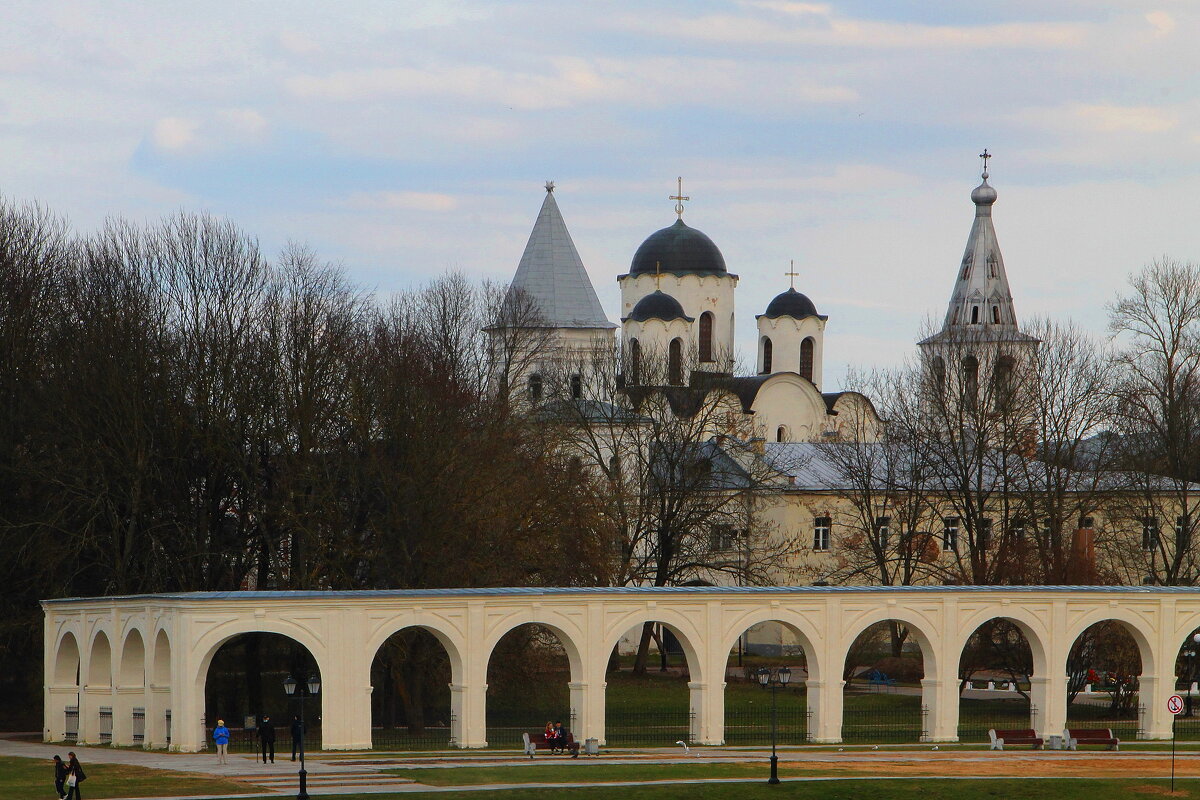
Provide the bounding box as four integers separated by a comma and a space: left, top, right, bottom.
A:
1169, 694, 1186, 715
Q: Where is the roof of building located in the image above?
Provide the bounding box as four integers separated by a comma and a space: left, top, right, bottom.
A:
760, 288, 823, 320
624, 290, 693, 323
500, 184, 616, 329
628, 219, 728, 276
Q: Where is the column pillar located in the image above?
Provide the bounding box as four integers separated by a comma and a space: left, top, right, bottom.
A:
112, 685, 142, 746
569, 680, 605, 744
688, 681, 725, 745
146, 686, 170, 748
1139, 675, 1175, 739
45, 687, 79, 742
923, 678, 960, 742
78, 685, 111, 744
318, 669, 370, 750
451, 682, 488, 748
807, 679, 843, 743
1030, 674, 1067, 740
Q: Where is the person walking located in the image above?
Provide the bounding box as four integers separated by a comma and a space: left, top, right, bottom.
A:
290, 715, 304, 761
212, 719, 231, 765
64, 752, 85, 800
258, 715, 276, 763
53, 754, 67, 799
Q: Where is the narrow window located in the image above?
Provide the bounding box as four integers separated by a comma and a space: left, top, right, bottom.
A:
813, 516, 831, 551
992, 306, 1001, 324
709, 525, 736, 551
960, 258, 971, 280
698, 312, 714, 363
776, 425, 788, 443
608, 455, 621, 481
1010, 516, 1026, 543
630, 338, 641, 385
988, 255, 998, 278
799, 337, 815, 382
971, 306, 980, 324
1177, 515, 1189, 551
761, 336, 773, 374
932, 356, 946, 393
977, 517, 993, 549
668, 338, 683, 385
1143, 516, 1159, 551
528, 373, 543, 401
943, 517, 959, 551
993, 356, 1014, 411
570, 374, 582, 399
962, 355, 979, 408
951, 307, 959, 325
875, 516, 891, 549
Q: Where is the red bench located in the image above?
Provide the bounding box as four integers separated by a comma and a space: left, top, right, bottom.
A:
522, 731, 579, 757
988, 728, 1044, 750
1065, 728, 1120, 751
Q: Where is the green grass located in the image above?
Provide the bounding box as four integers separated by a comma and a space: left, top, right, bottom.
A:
0, 755, 255, 799
189, 779, 1200, 800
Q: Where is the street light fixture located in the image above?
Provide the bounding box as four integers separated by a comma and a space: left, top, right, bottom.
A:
283, 673, 320, 800
756, 666, 791, 785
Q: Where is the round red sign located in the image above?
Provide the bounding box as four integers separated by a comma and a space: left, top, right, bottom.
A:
1168, 694, 1186, 715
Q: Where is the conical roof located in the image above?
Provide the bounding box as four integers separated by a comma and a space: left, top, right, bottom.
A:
503, 184, 615, 329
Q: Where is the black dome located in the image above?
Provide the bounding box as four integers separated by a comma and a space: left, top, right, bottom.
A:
630, 219, 727, 276
762, 288, 819, 319
625, 290, 693, 323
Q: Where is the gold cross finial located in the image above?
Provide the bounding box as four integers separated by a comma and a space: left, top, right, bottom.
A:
670, 176, 690, 219
979, 148, 991, 179
785, 260, 800, 290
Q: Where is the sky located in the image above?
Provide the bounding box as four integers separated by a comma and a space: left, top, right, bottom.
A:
3, 1, 1199, 388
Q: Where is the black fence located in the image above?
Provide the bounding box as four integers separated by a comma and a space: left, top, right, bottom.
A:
957, 698, 1036, 743
842, 702, 928, 743
723, 704, 808, 745
372, 722, 455, 750
1065, 700, 1141, 741
486, 710, 576, 750
605, 709, 695, 747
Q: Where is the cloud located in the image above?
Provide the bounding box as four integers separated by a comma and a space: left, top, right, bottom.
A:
151, 117, 199, 151
147, 109, 269, 155
1076, 104, 1177, 134
278, 30, 321, 55
1145, 11, 1176, 36
341, 190, 458, 212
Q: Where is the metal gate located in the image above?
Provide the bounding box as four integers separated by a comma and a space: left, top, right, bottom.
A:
99, 707, 113, 743
132, 707, 146, 743
65, 706, 79, 742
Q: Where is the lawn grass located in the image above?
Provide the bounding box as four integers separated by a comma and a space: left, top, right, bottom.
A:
0, 755, 255, 799
188, 778, 1200, 800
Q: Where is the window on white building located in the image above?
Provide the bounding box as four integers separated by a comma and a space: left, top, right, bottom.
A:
943, 517, 959, 551
813, 517, 831, 551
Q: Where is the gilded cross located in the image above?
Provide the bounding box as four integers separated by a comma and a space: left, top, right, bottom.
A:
979, 149, 992, 177
785, 260, 800, 290
670, 176, 690, 218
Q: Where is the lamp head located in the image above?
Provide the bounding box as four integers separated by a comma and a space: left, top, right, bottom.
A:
757, 667, 770, 686
779, 666, 791, 686
283, 675, 298, 696
307, 673, 321, 696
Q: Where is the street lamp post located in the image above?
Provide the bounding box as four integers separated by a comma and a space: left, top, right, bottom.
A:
756, 666, 791, 785
283, 673, 320, 800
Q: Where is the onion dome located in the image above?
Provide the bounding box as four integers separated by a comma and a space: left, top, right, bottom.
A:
629, 219, 727, 276
624, 290, 693, 323
762, 287, 819, 320
971, 174, 997, 207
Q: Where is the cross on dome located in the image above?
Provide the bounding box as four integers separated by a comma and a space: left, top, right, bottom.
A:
670, 177, 690, 218
979, 149, 991, 179
785, 260, 799, 290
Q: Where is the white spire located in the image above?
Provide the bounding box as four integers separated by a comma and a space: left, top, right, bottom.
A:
504, 183, 615, 329
939, 153, 1020, 334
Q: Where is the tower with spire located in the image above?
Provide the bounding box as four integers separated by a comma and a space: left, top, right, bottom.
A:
488, 182, 616, 401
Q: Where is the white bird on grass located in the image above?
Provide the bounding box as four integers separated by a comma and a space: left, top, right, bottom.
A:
676, 741, 692, 756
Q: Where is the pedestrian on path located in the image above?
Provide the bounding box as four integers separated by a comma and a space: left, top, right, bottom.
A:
53, 754, 67, 799
212, 719, 230, 765
290, 715, 304, 761
64, 752, 85, 800
258, 715, 276, 763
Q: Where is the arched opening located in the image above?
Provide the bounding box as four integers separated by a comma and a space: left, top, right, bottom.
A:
486, 623, 577, 747
668, 338, 683, 386
760, 336, 773, 375
54, 632, 81, 743
1065, 621, 1144, 742
120, 630, 146, 687
153, 630, 171, 686
698, 312, 714, 363
992, 305, 1001, 324
527, 373, 543, 401
1174, 625, 1200, 739
371, 627, 457, 749
151, 629, 172, 748
993, 355, 1015, 411
971, 305, 980, 324
89, 631, 113, 687
931, 356, 946, 393
842, 621, 929, 742
962, 355, 979, 408
629, 338, 642, 385
776, 425, 789, 443
570, 374, 582, 399
203, 633, 322, 753
724, 621, 812, 744
606, 621, 701, 745
956, 619, 1037, 742
799, 337, 814, 382
55, 632, 81, 686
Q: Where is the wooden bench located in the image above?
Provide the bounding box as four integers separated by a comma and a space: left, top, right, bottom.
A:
1065, 728, 1120, 751
522, 731, 580, 757
988, 728, 1044, 750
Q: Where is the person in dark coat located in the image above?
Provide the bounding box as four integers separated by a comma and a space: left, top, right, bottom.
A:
53, 754, 67, 799
258, 715, 276, 763
290, 715, 305, 761
64, 752, 86, 800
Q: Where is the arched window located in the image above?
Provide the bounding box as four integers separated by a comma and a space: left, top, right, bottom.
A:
992, 305, 1001, 324
993, 355, 1015, 410
760, 336, 773, 374
799, 337, 815, 382
629, 339, 641, 385
528, 373, 542, 401
931, 356, 946, 393
776, 425, 789, 442
698, 312, 714, 363
668, 338, 683, 386
971, 306, 980, 324
570, 374, 582, 399
962, 355, 979, 408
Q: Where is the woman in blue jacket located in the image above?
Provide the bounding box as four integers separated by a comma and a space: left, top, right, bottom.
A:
212, 719, 231, 765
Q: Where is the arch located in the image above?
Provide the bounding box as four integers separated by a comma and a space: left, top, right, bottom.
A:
482, 616, 584, 682
952, 612, 1049, 679
760, 336, 773, 375
962, 355, 979, 407
993, 355, 1015, 410
668, 338, 683, 386
776, 425, 789, 443
719, 610, 823, 683
527, 373, 543, 401
992, 306, 1001, 324
971, 305, 980, 324
698, 312, 714, 363
1064, 611, 1156, 678
189, 619, 329, 713
954, 616, 1043, 742
931, 355, 946, 392
152, 629, 171, 686
367, 620, 467, 688
629, 338, 641, 385
603, 611, 705, 684
370, 624, 461, 749
799, 337, 814, 382
119, 629, 146, 687
88, 630, 112, 686
55, 631, 81, 686
840, 610, 940, 679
